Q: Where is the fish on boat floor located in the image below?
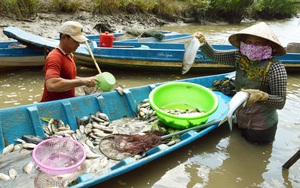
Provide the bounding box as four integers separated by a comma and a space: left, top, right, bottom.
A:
0, 149, 37, 187
0, 116, 162, 187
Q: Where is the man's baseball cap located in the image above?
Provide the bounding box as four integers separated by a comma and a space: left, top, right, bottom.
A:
59, 21, 88, 43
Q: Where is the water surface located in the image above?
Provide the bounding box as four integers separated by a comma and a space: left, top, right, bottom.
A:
0, 18, 299, 188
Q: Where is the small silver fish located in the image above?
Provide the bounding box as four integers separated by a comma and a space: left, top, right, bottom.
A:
14, 137, 26, 144
22, 143, 37, 149
79, 125, 85, 134
23, 161, 35, 174
182, 37, 201, 75
75, 129, 83, 139
42, 124, 51, 135
8, 169, 18, 179
2, 144, 14, 155
13, 144, 22, 151
84, 123, 93, 135
93, 129, 110, 137
115, 86, 124, 95
85, 139, 95, 149
218, 91, 250, 131
54, 130, 75, 136
134, 154, 143, 160
99, 157, 109, 168
22, 135, 44, 144
47, 118, 54, 134
77, 116, 90, 126
0, 173, 10, 181
96, 111, 110, 122
83, 144, 100, 159
166, 138, 181, 146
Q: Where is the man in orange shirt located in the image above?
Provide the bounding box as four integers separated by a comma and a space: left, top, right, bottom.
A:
41, 21, 98, 102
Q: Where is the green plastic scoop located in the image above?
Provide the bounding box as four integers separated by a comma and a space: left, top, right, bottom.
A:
85, 41, 116, 91
96, 72, 116, 91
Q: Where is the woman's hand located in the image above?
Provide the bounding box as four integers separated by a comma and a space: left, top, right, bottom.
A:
242, 89, 269, 105
193, 32, 206, 43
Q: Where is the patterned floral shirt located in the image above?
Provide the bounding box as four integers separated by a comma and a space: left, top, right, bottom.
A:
200, 43, 287, 110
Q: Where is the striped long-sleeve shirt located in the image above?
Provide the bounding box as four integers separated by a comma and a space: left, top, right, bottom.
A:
200, 43, 287, 110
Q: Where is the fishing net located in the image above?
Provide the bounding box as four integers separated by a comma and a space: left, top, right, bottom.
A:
99, 131, 164, 161
140, 31, 165, 40
99, 119, 221, 161
213, 78, 236, 96
34, 162, 87, 188
80, 85, 102, 95
125, 29, 165, 40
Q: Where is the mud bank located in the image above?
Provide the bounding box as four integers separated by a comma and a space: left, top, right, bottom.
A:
0, 12, 178, 41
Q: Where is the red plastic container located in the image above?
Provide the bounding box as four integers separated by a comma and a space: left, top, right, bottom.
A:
100, 31, 114, 47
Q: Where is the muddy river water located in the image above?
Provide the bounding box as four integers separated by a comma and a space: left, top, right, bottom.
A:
0, 18, 300, 188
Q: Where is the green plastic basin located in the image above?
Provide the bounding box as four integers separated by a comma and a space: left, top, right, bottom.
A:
96, 72, 116, 92
149, 82, 219, 129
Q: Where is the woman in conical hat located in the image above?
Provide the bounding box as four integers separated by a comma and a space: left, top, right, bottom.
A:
193, 22, 287, 145
228, 22, 286, 56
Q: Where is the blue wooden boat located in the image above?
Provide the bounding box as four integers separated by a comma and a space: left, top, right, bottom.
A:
87, 30, 192, 44
0, 71, 234, 187
0, 40, 47, 68
0, 29, 190, 69
3, 26, 300, 72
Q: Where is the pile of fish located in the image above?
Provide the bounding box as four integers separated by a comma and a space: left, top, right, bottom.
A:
135, 99, 157, 121
0, 99, 182, 185
0, 161, 34, 181
161, 108, 206, 117
0, 97, 213, 185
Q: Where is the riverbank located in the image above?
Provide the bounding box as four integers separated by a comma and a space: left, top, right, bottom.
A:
0, 12, 183, 41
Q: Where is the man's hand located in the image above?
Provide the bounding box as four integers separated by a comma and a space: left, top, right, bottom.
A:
242, 89, 269, 105
193, 32, 206, 43
82, 76, 98, 87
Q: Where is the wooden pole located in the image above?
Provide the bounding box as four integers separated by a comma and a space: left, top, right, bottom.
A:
282, 149, 300, 169
85, 41, 102, 74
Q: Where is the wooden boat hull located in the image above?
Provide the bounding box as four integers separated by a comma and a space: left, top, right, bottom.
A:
3, 26, 300, 72
0, 41, 46, 68
75, 43, 300, 72
88, 31, 192, 44
0, 72, 234, 187
0, 56, 46, 68
1, 29, 191, 69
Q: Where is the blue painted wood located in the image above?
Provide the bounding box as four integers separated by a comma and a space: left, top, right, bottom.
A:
27, 106, 45, 137
2, 26, 300, 71
0, 118, 4, 152
123, 89, 139, 117
61, 101, 77, 130
1, 27, 193, 69
0, 72, 233, 187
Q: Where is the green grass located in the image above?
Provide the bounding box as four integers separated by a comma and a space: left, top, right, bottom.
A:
251, 0, 299, 19
0, 0, 39, 19
0, 0, 298, 23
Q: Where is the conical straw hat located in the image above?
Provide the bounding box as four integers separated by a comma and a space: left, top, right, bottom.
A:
228, 22, 286, 56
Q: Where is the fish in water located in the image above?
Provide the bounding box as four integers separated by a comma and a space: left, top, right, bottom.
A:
218, 91, 250, 131
182, 37, 200, 75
